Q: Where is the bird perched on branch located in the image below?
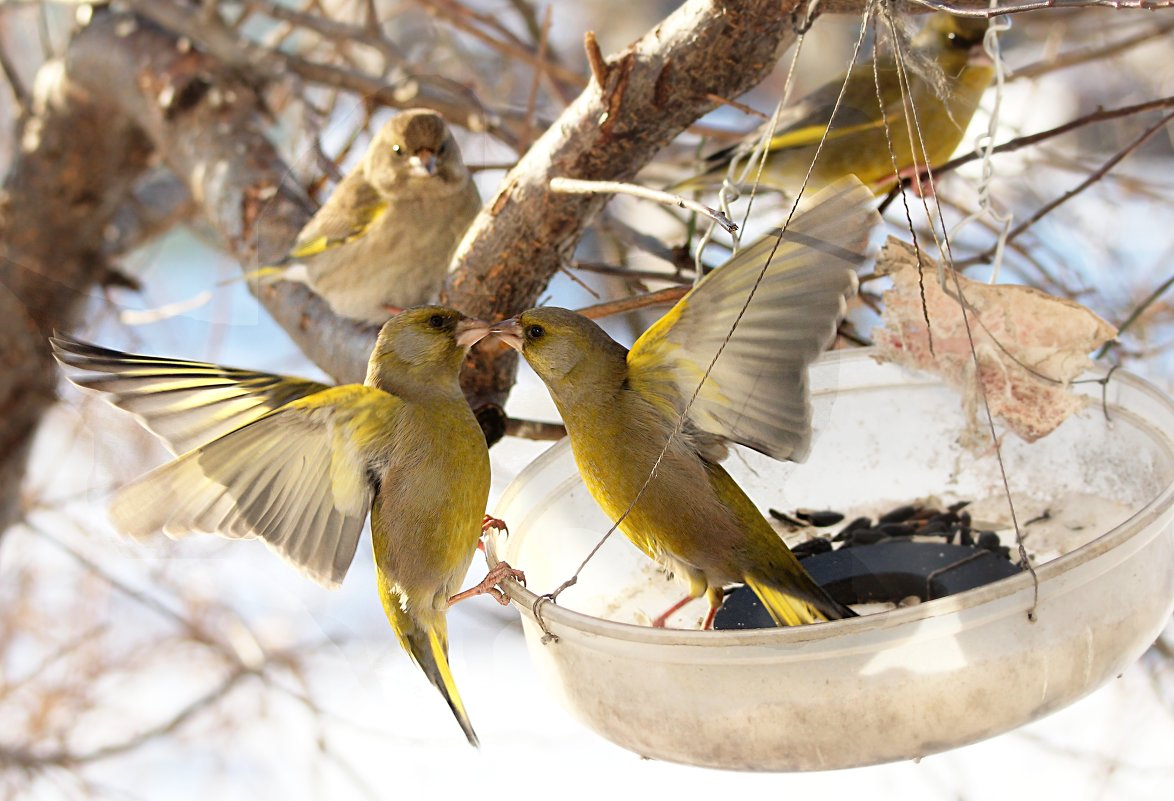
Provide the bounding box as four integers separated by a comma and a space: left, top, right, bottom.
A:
52, 307, 521, 746
674, 13, 993, 196
494, 177, 879, 629
268, 110, 482, 325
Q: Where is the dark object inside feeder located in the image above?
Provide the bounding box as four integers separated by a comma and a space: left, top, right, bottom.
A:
714, 541, 1023, 631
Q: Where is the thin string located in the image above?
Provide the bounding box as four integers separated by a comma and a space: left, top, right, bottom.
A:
881, 2, 1039, 617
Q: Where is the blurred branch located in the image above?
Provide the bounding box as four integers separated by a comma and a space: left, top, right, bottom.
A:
576, 286, 689, 320
418, 0, 584, 90
911, 0, 1174, 15
504, 417, 566, 440
1013, 18, 1174, 80
956, 111, 1174, 268
0, 664, 258, 768
0, 52, 154, 538
103, 170, 197, 259
0, 41, 28, 115
882, 95, 1174, 208
123, 0, 513, 141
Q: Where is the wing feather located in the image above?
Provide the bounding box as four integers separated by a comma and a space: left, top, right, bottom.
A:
288, 170, 389, 260
109, 388, 392, 588
627, 177, 879, 462
51, 335, 329, 454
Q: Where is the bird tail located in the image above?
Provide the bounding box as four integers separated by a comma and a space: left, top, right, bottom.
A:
744, 575, 856, 627
394, 611, 480, 747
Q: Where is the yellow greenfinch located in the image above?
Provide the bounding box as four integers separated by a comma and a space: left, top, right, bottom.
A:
272, 110, 482, 325
493, 178, 879, 628
52, 306, 521, 746
678, 13, 993, 195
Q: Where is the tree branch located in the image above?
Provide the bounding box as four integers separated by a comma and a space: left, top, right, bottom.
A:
0, 52, 154, 536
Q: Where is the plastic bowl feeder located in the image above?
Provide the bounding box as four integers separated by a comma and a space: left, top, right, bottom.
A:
486, 350, 1174, 771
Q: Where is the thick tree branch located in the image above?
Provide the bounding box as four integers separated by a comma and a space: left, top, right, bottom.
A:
0, 58, 153, 535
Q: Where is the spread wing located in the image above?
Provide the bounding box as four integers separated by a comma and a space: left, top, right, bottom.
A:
288, 170, 390, 259
626, 177, 878, 463
109, 386, 393, 589
52, 335, 329, 455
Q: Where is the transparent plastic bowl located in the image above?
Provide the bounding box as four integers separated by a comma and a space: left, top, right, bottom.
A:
487, 350, 1174, 771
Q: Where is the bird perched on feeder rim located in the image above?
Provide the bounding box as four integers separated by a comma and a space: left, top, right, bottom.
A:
493, 177, 879, 629
51, 306, 520, 746
265, 109, 482, 325
673, 13, 994, 197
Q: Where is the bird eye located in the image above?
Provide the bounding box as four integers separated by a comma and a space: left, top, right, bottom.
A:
428, 314, 447, 329
391, 144, 403, 156
527, 324, 545, 340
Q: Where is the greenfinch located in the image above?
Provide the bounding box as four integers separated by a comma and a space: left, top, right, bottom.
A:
678, 13, 993, 195
52, 306, 521, 746
272, 110, 482, 325
493, 178, 879, 628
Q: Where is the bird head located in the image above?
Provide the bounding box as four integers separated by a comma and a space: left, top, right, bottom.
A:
915, 13, 991, 70
492, 308, 629, 406
364, 109, 470, 196
367, 306, 488, 394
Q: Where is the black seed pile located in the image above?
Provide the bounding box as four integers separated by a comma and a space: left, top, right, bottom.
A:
771, 501, 1014, 562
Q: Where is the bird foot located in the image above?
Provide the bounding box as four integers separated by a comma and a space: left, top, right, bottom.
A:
448, 561, 526, 607
649, 594, 694, 629
896, 166, 937, 198
482, 514, 508, 536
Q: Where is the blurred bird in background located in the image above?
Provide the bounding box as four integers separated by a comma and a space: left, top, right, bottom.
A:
494, 177, 880, 629
266, 109, 482, 325
52, 307, 521, 746
674, 13, 993, 197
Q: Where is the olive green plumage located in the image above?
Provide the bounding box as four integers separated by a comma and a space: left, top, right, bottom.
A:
52, 306, 492, 745
275, 110, 482, 324
497, 178, 880, 627
677, 13, 994, 195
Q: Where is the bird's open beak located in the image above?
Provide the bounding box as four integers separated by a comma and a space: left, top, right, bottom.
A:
490, 319, 523, 352
409, 150, 438, 178
455, 317, 491, 349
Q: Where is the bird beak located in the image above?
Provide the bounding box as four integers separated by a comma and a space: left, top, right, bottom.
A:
490, 319, 523, 352
967, 43, 993, 67
409, 150, 438, 178
455, 317, 491, 349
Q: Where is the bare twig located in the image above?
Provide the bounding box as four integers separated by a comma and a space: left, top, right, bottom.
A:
519, 4, 551, 150
418, 0, 585, 89
550, 177, 738, 234
584, 30, 607, 87
957, 111, 1174, 267
123, 0, 510, 140
911, 0, 1174, 16
1013, 18, 1174, 80
504, 417, 567, 440
703, 92, 770, 120
575, 286, 689, 319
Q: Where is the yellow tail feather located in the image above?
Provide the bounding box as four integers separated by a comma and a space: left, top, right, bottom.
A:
393, 612, 479, 747
743, 577, 855, 627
